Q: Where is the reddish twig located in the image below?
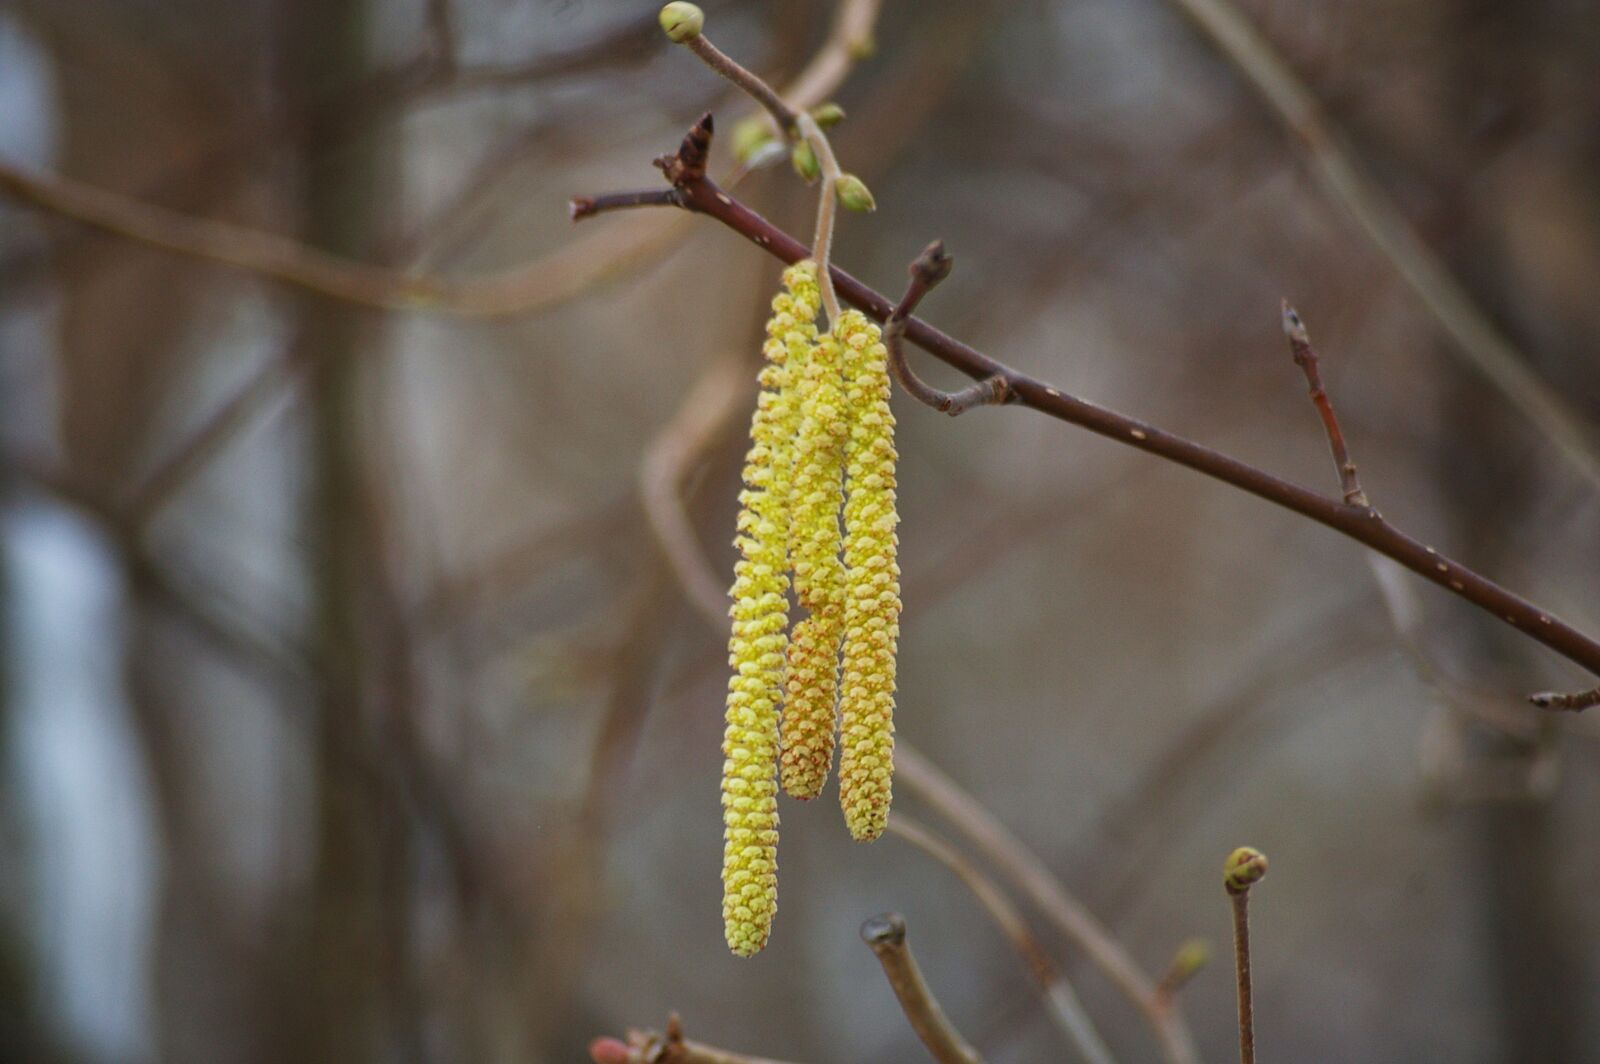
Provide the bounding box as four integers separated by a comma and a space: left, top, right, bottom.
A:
571, 114, 1600, 704
886, 242, 1012, 415
1281, 302, 1366, 506
589, 1012, 805, 1064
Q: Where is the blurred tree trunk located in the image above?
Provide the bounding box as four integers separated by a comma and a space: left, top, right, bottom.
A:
1434, 2, 1587, 1060
277, 0, 412, 1058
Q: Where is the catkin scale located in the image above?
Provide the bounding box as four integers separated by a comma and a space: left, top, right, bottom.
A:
835, 311, 900, 842
720, 261, 820, 956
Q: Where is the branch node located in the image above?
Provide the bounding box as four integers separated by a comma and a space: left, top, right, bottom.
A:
884, 243, 1010, 416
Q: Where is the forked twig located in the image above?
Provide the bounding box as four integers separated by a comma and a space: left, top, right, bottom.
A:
886, 242, 1012, 415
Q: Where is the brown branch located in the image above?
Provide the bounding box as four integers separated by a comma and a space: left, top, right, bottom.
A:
570, 189, 682, 220
886, 818, 1117, 1064
895, 749, 1201, 1064
860, 913, 986, 1064
1160, 0, 1600, 495
1223, 848, 1267, 1064
887, 242, 1012, 415
589, 1012, 806, 1064
572, 115, 1600, 704
1281, 302, 1366, 506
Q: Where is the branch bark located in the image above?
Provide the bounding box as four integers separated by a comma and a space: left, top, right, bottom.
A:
575, 115, 1600, 703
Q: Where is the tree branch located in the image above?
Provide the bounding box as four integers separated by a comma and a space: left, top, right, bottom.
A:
887, 818, 1117, 1064
572, 115, 1600, 704
860, 914, 986, 1064
1160, 0, 1600, 495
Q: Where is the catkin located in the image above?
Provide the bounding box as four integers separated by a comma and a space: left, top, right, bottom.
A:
721, 262, 819, 957
835, 310, 900, 842
779, 322, 849, 800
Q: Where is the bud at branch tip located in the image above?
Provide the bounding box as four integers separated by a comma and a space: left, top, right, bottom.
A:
1224, 846, 1268, 894
659, 2, 704, 43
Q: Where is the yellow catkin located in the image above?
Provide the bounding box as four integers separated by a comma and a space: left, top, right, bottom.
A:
721, 261, 819, 956
835, 310, 901, 842
779, 321, 849, 800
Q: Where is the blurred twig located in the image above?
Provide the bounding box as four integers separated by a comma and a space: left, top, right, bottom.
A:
860, 913, 987, 1064
896, 748, 1202, 1064
589, 1012, 805, 1064
887, 817, 1118, 1064
1162, 0, 1600, 494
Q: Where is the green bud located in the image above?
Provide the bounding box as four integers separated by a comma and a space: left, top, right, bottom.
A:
658, 2, 704, 43
1223, 846, 1268, 894
848, 33, 876, 60
810, 102, 846, 129
834, 173, 876, 212
791, 142, 820, 182
730, 116, 775, 164
1168, 939, 1210, 979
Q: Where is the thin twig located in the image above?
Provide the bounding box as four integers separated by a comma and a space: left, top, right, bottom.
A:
671, 16, 847, 325
1229, 892, 1254, 1064
570, 189, 682, 220
1281, 302, 1366, 506
589, 1011, 806, 1064
572, 119, 1600, 703
860, 913, 986, 1064
1222, 848, 1267, 1064
640, 358, 750, 621
887, 242, 1011, 415
683, 33, 800, 131
797, 112, 843, 325
1162, 0, 1600, 494
887, 818, 1118, 1064
895, 748, 1201, 1064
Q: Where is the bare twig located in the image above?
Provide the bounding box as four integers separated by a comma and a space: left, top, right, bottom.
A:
1281, 302, 1366, 506
895, 748, 1201, 1064
1528, 686, 1600, 712
797, 112, 844, 325
860, 913, 986, 1064
887, 818, 1117, 1064
589, 1011, 805, 1064
668, 12, 851, 323
1222, 848, 1268, 1064
1162, 0, 1600, 494
887, 242, 1012, 415
573, 117, 1600, 703
682, 33, 800, 131
640, 358, 749, 621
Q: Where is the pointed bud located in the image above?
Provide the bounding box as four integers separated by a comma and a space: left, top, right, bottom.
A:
658, 2, 704, 42
730, 116, 776, 164
1223, 847, 1268, 894
791, 142, 820, 182
834, 173, 876, 212
810, 102, 847, 129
